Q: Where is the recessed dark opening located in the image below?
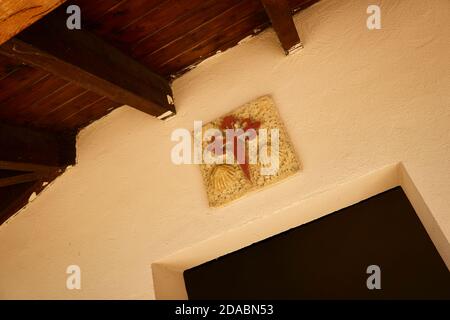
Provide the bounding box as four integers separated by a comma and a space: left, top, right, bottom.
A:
184, 187, 450, 299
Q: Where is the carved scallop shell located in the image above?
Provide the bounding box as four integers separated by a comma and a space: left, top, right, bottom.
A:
210, 165, 236, 191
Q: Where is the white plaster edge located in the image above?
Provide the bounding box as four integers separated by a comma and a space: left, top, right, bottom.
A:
151, 162, 406, 299
286, 42, 304, 55
399, 163, 450, 269
0, 164, 74, 228
157, 110, 174, 120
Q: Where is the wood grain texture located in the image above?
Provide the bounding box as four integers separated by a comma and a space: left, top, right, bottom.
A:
154, 10, 270, 77
137, 0, 263, 67
0, 0, 66, 45
0, 9, 175, 118
0, 0, 320, 225
0, 0, 319, 133
0, 172, 40, 188
60, 97, 121, 129
261, 0, 302, 54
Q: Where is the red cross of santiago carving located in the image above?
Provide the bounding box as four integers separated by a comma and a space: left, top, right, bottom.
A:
207, 115, 261, 181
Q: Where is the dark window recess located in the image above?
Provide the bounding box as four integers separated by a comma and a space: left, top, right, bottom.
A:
184, 187, 450, 299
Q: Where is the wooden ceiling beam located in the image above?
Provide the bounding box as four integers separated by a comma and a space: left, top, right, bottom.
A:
0, 173, 41, 188
0, 122, 76, 169
0, 0, 66, 45
260, 0, 302, 54
0, 122, 74, 225
0, 161, 59, 173
0, 8, 175, 119
0, 180, 42, 225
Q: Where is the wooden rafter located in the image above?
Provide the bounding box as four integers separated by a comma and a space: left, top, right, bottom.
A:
0, 122, 76, 168
0, 173, 41, 188
0, 161, 59, 173
260, 0, 302, 54
0, 8, 176, 119
0, 179, 45, 225
0, 122, 73, 225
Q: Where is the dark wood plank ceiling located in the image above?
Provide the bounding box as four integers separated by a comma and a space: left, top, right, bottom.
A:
0, 0, 318, 133
0, 0, 319, 225
0, 121, 76, 224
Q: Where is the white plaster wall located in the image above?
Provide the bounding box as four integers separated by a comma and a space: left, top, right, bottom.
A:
0, 0, 449, 299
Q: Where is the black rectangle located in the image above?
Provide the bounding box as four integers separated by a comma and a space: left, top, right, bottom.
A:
184, 187, 450, 299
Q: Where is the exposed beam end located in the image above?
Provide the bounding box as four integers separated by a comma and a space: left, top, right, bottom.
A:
261, 0, 302, 54
285, 41, 303, 55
